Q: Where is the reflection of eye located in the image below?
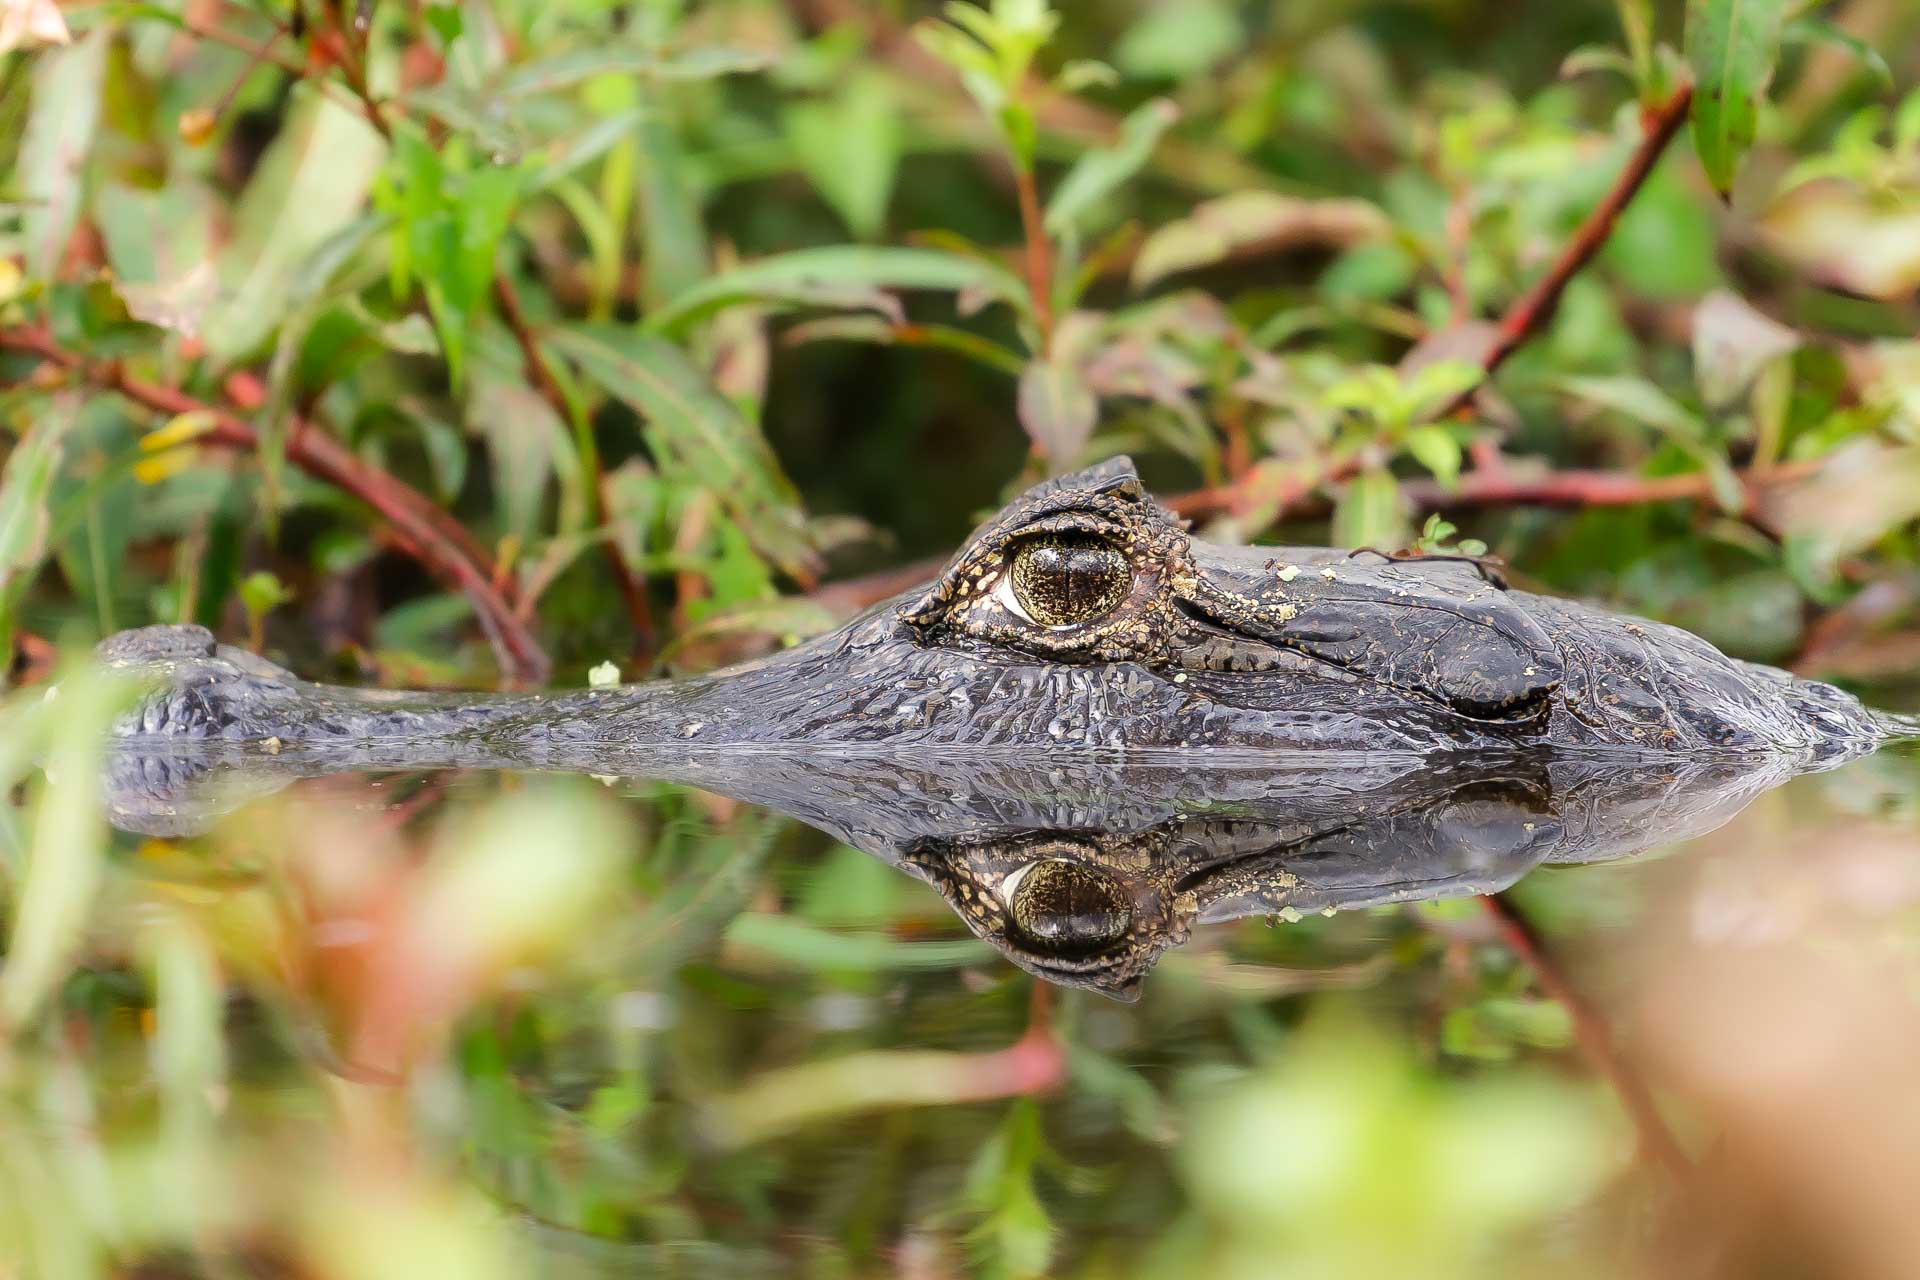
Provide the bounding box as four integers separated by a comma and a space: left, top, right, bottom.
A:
1006, 535, 1129, 628
1004, 859, 1131, 955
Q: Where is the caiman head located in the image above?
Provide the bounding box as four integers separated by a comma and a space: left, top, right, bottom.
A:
671, 454, 1567, 750
899, 776, 1569, 998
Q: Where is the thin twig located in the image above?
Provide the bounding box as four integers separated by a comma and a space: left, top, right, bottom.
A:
1437, 82, 1696, 417
1165, 456, 1818, 523
1013, 165, 1055, 353
1480, 893, 1691, 1181
0, 327, 550, 685
1405, 457, 1818, 512
492, 274, 657, 661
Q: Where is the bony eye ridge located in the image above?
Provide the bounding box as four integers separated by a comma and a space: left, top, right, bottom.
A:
1007, 533, 1130, 627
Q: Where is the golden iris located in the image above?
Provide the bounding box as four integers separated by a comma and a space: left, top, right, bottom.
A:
1007, 859, 1131, 954
1008, 535, 1129, 627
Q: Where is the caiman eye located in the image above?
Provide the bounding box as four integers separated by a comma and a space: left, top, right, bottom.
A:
1006, 534, 1129, 628
1004, 859, 1131, 955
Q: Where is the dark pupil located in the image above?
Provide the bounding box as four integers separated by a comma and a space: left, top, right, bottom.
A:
1010, 536, 1127, 626
1008, 860, 1131, 955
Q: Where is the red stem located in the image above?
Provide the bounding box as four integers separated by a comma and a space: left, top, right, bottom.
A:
0, 326, 550, 685
1480, 893, 1691, 1180
1438, 82, 1696, 416
1166, 452, 1816, 523
1012, 164, 1055, 353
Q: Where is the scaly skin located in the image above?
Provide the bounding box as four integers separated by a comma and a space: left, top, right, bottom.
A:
101, 457, 1894, 758
99, 738, 1808, 997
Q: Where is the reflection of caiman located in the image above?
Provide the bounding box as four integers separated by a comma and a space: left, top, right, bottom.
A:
101, 458, 1895, 756
102, 740, 1805, 997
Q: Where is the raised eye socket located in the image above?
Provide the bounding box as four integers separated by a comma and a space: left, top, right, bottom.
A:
1008, 534, 1129, 627
1006, 859, 1131, 955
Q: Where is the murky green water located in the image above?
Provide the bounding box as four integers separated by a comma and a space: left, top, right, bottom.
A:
5, 732, 1920, 1276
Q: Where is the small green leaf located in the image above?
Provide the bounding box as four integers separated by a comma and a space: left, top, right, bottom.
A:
1115, 0, 1242, 80
647, 246, 1027, 335
1404, 360, 1485, 422
424, 3, 462, 45
1557, 374, 1709, 442
1322, 366, 1404, 422
1686, 0, 1788, 196
468, 354, 564, 543
1043, 98, 1178, 238
788, 73, 903, 240
1405, 426, 1464, 489
0, 398, 76, 636
238, 570, 294, 618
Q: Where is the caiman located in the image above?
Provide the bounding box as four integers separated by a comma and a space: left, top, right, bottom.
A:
100, 457, 1897, 757
99, 740, 1808, 996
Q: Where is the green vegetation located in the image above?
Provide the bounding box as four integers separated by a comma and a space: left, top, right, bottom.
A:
3, 0, 1920, 1275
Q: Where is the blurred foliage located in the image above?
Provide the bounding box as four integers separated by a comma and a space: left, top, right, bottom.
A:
4, 0, 1920, 1274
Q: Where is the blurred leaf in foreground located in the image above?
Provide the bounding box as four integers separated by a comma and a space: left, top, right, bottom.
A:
1171, 1014, 1620, 1278
0, 664, 130, 1033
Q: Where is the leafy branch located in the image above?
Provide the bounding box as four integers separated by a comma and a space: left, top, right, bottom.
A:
0, 325, 550, 683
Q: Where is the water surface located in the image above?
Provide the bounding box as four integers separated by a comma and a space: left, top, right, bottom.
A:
6, 739, 1920, 1275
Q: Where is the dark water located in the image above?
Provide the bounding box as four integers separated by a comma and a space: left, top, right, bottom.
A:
8, 738, 1920, 1275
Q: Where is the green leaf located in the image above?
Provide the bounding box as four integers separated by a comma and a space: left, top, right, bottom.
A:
468, 356, 565, 544
1557, 374, 1709, 442
424, 3, 462, 45
1686, 0, 1787, 196
1782, 17, 1893, 89
1558, 375, 1744, 513
788, 74, 903, 240
372, 129, 526, 384
1333, 468, 1406, 550
237, 570, 294, 617
1043, 98, 1178, 238
636, 101, 707, 311
646, 246, 1027, 335
1115, 0, 1242, 80
0, 398, 76, 629
1322, 365, 1404, 420
1403, 360, 1485, 422
18, 29, 108, 282
0, 665, 127, 1033
204, 93, 388, 364
1404, 426, 1464, 488
552, 326, 821, 582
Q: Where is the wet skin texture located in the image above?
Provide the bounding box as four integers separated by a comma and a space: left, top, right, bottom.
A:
101, 456, 1893, 758
100, 742, 1809, 997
